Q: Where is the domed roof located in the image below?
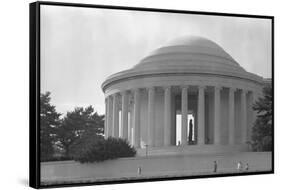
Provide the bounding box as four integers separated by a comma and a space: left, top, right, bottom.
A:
102, 36, 263, 91
133, 35, 241, 71
165, 35, 226, 49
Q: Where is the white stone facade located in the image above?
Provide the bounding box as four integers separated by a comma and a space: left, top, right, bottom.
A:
101, 36, 265, 153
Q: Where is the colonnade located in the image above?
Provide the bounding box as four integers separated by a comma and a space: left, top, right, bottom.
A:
104, 85, 255, 149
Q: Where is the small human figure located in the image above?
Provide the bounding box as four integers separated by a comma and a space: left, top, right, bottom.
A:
237, 161, 243, 172
245, 163, 249, 171
138, 166, 142, 175
213, 161, 218, 173
178, 141, 181, 146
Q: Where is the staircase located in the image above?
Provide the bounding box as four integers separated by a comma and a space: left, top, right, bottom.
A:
137, 144, 248, 157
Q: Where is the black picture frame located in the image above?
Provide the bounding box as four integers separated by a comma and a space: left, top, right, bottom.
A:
29, 1, 274, 189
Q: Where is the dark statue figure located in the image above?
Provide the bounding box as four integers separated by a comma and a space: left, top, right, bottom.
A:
188, 119, 193, 143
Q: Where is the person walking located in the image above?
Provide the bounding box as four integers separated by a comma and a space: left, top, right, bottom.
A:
237, 161, 243, 172
138, 166, 142, 175
245, 163, 249, 171
213, 161, 218, 173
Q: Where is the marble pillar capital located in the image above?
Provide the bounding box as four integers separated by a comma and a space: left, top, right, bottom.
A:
214, 85, 223, 91
147, 86, 156, 92
180, 85, 189, 90
198, 85, 206, 90
163, 86, 172, 91
229, 87, 237, 93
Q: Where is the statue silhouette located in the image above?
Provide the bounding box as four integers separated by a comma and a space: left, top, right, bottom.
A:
188, 119, 193, 143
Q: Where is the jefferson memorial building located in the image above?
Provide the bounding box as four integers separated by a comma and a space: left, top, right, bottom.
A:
101, 36, 265, 154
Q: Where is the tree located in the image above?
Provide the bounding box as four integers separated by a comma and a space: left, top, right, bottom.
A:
57, 106, 104, 158
251, 85, 272, 151
40, 92, 61, 161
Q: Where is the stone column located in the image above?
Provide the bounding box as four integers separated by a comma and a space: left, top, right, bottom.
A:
197, 86, 205, 145
129, 108, 134, 145
112, 93, 119, 138
133, 89, 141, 148
228, 88, 235, 145
128, 111, 131, 144
171, 93, 177, 145
164, 86, 172, 146
107, 96, 113, 137
181, 86, 188, 145
241, 89, 247, 144
214, 86, 222, 144
104, 98, 108, 138
148, 87, 155, 147
121, 91, 129, 140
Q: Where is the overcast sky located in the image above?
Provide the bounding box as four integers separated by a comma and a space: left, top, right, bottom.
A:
41, 5, 272, 115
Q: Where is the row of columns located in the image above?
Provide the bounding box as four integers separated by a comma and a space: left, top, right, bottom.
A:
104, 86, 253, 148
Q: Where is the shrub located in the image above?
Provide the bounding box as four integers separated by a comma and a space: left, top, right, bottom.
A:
68, 132, 103, 159
73, 137, 136, 163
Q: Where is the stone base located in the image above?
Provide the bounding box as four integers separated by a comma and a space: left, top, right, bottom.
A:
137, 144, 249, 157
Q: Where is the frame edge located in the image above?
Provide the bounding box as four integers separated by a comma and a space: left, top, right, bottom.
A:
29, 1, 41, 189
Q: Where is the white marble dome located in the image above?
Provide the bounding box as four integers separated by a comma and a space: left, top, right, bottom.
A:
102, 36, 263, 92
134, 36, 241, 71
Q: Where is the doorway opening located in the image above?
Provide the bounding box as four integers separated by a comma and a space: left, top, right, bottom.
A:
176, 113, 195, 145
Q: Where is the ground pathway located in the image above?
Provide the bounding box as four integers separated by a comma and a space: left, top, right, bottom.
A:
41, 152, 272, 185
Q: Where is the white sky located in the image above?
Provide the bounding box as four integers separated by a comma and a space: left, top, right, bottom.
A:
40, 5, 272, 115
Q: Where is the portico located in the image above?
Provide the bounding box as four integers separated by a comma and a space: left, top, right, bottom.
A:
104, 85, 254, 148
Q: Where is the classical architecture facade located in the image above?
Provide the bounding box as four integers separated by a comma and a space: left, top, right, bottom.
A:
101, 36, 265, 154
